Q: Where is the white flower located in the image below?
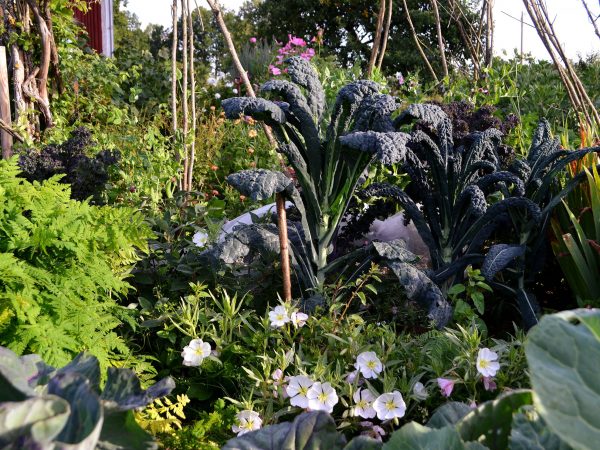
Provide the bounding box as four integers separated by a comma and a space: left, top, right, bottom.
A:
232, 88, 238, 94
232, 410, 262, 436
269, 305, 290, 328
286, 375, 313, 408
181, 338, 211, 366
476, 348, 500, 377
354, 351, 383, 379
215, 93, 221, 99
207, 77, 217, 86
373, 391, 406, 420
272, 368, 284, 384
225, 81, 234, 88
352, 389, 376, 419
307, 382, 339, 413
192, 230, 209, 248
290, 311, 308, 328
412, 381, 428, 400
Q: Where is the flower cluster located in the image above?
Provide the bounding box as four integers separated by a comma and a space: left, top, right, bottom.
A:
268, 304, 308, 328
269, 35, 316, 76
436, 347, 500, 398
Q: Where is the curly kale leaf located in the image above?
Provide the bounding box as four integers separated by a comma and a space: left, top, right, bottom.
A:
221, 97, 287, 125
207, 224, 281, 265
373, 239, 419, 263
353, 94, 399, 132
285, 56, 326, 120
528, 119, 560, 165
386, 261, 453, 328
326, 80, 381, 141
481, 244, 526, 281
340, 131, 410, 165
395, 103, 448, 129
226, 169, 295, 202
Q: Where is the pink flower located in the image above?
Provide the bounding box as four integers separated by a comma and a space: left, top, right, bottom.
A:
249, 37, 257, 43
437, 378, 455, 397
469, 400, 477, 409
269, 65, 281, 76
301, 48, 315, 60
289, 35, 306, 47
482, 376, 497, 392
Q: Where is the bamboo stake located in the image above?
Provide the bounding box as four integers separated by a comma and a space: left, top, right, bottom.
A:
181, 0, 189, 191
430, 0, 448, 78
171, 0, 179, 166
276, 193, 292, 302
367, 0, 386, 77
484, 0, 494, 67
401, 0, 439, 82
376, 0, 393, 70
0, 47, 13, 159
186, 0, 197, 191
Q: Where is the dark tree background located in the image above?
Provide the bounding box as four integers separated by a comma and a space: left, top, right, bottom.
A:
239, 0, 479, 79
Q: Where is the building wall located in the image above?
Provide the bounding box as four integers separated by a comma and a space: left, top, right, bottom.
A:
73, 0, 114, 57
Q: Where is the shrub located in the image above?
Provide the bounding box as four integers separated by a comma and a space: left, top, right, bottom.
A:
0, 158, 151, 369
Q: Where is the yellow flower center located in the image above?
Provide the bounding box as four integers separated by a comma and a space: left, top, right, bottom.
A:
194, 348, 205, 356
299, 386, 309, 396
385, 400, 396, 411
276, 314, 285, 321
318, 392, 328, 403
242, 420, 254, 430
367, 360, 377, 369
479, 359, 489, 369
357, 399, 367, 408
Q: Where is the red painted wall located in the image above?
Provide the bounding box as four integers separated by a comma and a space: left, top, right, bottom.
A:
74, 1, 103, 54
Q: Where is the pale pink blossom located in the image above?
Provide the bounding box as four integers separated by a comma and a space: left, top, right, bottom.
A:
437, 378, 455, 397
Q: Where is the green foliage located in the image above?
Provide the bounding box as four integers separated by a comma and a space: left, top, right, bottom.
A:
0, 346, 174, 449
551, 163, 600, 306
0, 158, 151, 369
448, 266, 492, 330
526, 309, 600, 449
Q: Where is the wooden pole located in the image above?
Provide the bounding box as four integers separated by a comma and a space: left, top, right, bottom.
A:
366, 0, 386, 78
186, 0, 197, 191
431, 0, 449, 78
376, 0, 393, 70
402, 0, 439, 82
276, 193, 292, 302
0, 46, 13, 159
171, 0, 179, 163
205, 0, 277, 148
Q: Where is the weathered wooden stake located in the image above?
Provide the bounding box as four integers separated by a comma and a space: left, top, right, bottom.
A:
276, 193, 292, 301
0, 46, 13, 159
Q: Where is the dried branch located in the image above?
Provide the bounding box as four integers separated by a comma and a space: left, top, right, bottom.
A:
430, 0, 448, 78
580, 0, 600, 40
376, 0, 393, 70
401, 0, 439, 82
367, 0, 386, 77
0, 119, 24, 143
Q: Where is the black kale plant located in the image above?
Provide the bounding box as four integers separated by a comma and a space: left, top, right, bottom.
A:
18, 127, 120, 203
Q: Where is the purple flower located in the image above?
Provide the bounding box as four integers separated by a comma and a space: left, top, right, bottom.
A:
482, 376, 497, 392
437, 378, 455, 397
269, 65, 282, 76
395, 72, 404, 85
249, 37, 257, 43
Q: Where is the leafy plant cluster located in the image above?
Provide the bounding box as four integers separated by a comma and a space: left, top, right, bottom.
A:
224, 308, 600, 449
18, 127, 119, 204
0, 346, 174, 449
0, 159, 151, 369
140, 284, 527, 448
